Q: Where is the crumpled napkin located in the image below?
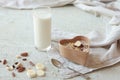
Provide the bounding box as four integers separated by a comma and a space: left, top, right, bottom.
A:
48, 24, 120, 78
0, 0, 74, 9
0, 0, 118, 10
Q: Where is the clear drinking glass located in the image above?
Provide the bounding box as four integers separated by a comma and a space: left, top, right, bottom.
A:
32, 7, 51, 51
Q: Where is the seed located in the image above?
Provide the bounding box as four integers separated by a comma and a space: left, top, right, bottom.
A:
12, 65, 15, 69
16, 55, 21, 59
22, 58, 27, 61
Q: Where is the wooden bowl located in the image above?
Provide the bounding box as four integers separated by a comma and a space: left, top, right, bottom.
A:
59, 36, 90, 66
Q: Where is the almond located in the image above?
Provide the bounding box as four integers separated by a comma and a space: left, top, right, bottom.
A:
21, 52, 28, 57
17, 66, 26, 72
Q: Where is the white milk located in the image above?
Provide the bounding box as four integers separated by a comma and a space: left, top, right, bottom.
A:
33, 12, 51, 51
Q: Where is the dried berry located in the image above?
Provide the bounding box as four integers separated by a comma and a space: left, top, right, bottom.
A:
3, 59, 7, 65
15, 62, 18, 65
21, 52, 28, 57
12, 65, 15, 69
22, 58, 27, 61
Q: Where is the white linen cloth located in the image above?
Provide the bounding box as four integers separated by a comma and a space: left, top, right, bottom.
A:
0, 0, 74, 9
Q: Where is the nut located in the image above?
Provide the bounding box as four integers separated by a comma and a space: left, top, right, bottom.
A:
27, 69, 37, 78
6, 66, 14, 71
17, 66, 26, 72
37, 70, 45, 77
21, 52, 28, 57
35, 63, 45, 70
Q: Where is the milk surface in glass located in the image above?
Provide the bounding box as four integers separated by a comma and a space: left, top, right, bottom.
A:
33, 7, 51, 51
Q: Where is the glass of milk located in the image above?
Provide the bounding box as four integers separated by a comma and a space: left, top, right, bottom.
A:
33, 7, 51, 51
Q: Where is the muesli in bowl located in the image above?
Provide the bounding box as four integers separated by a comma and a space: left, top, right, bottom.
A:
59, 36, 90, 66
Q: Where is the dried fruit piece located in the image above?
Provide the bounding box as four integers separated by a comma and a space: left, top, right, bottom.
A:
37, 70, 45, 77
79, 44, 84, 48
3, 59, 7, 65
74, 41, 82, 47
21, 52, 28, 57
29, 61, 35, 66
35, 63, 45, 70
12, 72, 16, 77
27, 69, 37, 78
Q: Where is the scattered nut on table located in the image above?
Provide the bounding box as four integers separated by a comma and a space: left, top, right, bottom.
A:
6, 66, 14, 71
1, 52, 47, 79
16, 55, 21, 59
20, 52, 29, 57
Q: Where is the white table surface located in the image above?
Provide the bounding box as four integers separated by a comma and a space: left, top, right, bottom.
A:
0, 5, 120, 80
